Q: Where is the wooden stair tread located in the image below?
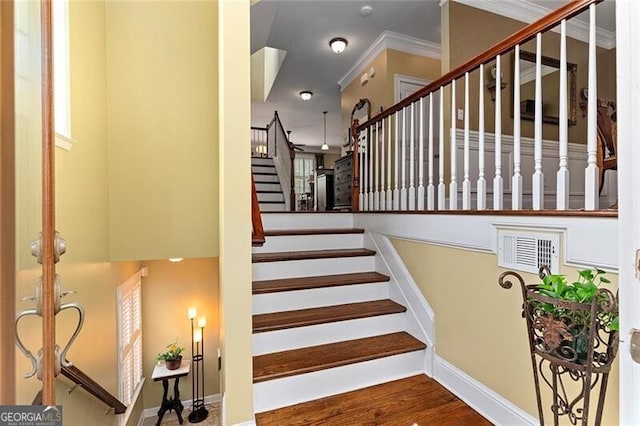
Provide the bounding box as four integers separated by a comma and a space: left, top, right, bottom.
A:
252, 248, 375, 263
253, 332, 425, 383
255, 374, 491, 425
253, 171, 278, 175
258, 200, 285, 204
264, 227, 364, 236
253, 300, 406, 333
252, 272, 389, 294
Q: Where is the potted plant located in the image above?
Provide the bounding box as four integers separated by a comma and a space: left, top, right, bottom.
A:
499, 266, 619, 426
157, 340, 185, 370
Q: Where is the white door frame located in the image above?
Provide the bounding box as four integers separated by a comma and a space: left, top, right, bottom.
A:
616, 1, 640, 424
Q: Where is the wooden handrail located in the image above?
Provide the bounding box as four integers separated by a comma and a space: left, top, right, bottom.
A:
356, 0, 602, 131
268, 111, 296, 211
251, 175, 265, 247
60, 365, 127, 414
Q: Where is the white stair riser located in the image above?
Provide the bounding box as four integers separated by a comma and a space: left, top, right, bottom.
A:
253, 313, 406, 355
253, 350, 426, 413
252, 165, 277, 174
253, 234, 363, 253
253, 282, 390, 314
257, 192, 285, 202
261, 213, 354, 230
251, 157, 275, 166
252, 256, 375, 281
259, 203, 286, 212
255, 182, 281, 192
254, 174, 280, 183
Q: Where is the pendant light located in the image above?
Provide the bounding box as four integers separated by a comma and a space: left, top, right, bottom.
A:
321, 111, 329, 151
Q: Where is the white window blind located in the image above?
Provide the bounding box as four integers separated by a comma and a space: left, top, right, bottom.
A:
117, 271, 143, 405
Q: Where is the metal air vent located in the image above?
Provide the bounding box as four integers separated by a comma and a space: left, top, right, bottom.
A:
498, 229, 559, 274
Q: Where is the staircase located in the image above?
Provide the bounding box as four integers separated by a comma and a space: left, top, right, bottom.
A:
252, 213, 428, 413
252, 157, 286, 212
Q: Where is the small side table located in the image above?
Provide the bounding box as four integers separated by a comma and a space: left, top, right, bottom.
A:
152, 360, 191, 425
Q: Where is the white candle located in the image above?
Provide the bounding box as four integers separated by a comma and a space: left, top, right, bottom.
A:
188, 307, 197, 319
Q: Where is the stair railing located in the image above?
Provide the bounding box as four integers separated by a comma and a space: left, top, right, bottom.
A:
352, 0, 608, 212
266, 111, 295, 210
252, 175, 265, 246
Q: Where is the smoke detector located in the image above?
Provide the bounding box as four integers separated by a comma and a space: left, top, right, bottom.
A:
360, 5, 373, 17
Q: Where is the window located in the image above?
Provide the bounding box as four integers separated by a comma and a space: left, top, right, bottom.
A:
53, 0, 73, 149
117, 270, 144, 406
294, 154, 316, 195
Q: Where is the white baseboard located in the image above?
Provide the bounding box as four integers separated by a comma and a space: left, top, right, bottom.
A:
433, 355, 538, 425
232, 421, 257, 426
142, 393, 221, 419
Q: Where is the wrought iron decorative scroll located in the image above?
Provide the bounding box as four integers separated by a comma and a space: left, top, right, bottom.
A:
15, 232, 85, 380
498, 267, 618, 426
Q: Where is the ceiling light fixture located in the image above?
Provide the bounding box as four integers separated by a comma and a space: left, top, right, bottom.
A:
321, 111, 329, 151
329, 37, 348, 54
299, 91, 313, 101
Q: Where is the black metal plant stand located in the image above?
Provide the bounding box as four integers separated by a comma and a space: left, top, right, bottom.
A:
498, 268, 618, 426
189, 317, 208, 423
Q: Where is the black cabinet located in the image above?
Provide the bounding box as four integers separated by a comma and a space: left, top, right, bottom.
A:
333, 153, 353, 210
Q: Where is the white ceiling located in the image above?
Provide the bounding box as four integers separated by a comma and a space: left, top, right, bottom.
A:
250, 0, 615, 150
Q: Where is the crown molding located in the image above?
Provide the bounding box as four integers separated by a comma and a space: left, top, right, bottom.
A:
337, 30, 441, 91
453, 0, 615, 50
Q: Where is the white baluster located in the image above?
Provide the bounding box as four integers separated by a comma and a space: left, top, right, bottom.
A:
393, 110, 400, 210
477, 64, 486, 210
359, 129, 364, 211
450, 79, 458, 210
418, 97, 425, 210
409, 102, 416, 210
532, 34, 545, 210
462, 72, 471, 209
387, 115, 393, 210
557, 20, 569, 210
380, 118, 386, 211
438, 86, 445, 210
427, 93, 435, 210
368, 126, 374, 210
400, 107, 408, 210
363, 128, 369, 210
585, 4, 599, 210
373, 121, 380, 210
493, 55, 504, 210
512, 45, 523, 210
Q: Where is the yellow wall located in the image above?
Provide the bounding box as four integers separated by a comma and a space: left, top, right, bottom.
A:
141, 258, 220, 410
106, 0, 219, 261
391, 238, 619, 425
448, 2, 616, 144
386, 49, 441, 97
219, 0, 254, 422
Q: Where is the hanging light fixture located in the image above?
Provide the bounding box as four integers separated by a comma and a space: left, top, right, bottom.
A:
299, 91, 313, 101
329, 37, 348, 54
321, 111, 329, 151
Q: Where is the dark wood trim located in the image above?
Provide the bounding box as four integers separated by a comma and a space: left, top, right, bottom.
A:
264, 228, 364, 236
357, 0, 601, 130
251, 176, 265, 247
351, 119, 360, 211
61, 365, 127, 414
253, 272, 390, 294
0, 0, 16, 405
41, 0, 56, 404
252, 248, 376, 263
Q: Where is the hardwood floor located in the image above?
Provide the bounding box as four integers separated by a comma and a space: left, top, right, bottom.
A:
255, 374, 492, 426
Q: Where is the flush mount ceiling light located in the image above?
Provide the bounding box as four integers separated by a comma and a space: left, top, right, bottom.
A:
321, 111, 329, 151
299, 91, 313, 101
329, 37, 348, 54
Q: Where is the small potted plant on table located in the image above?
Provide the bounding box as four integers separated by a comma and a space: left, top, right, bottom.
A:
498, 266, 618, 426
157, 340, 185, 370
